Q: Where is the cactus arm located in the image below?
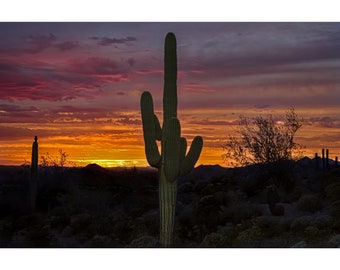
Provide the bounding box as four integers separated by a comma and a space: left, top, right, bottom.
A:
141, 91, 161, 168
180, 136, 203, 176
163, 117, 181, 182
179, 137, 187, 164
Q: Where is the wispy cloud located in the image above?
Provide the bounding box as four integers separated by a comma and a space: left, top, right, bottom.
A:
24, 33, 57, 53
0, 55, 133, 101
55, 41, 80, 51
90, 36, 137, 46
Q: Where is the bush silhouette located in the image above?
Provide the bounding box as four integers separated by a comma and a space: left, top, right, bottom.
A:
222, 108, 304, 167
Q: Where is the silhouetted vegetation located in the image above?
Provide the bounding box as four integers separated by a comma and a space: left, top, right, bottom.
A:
1, 158, 340, 247
222, 108, 304, 167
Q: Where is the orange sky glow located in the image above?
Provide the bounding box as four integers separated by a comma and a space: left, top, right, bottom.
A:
1, 106, 339, 167
0, 23, 340, 167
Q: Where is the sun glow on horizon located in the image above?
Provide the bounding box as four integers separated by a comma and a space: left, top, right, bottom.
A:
1, 105, 340, 168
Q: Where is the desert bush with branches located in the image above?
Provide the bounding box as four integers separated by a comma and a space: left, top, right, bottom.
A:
222, 108, 304, 167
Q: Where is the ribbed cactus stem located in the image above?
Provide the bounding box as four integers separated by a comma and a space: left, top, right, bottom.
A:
30, 135, 38, 212
140, 32, 203, 247
159, 167, 177, 247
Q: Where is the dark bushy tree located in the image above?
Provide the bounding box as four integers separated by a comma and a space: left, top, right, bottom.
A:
222, 108, 304, 167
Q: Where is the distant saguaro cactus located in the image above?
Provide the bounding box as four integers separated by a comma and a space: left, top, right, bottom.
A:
140, 33, 203, 247
322, 148, 325, 171
30, 136, 38, 212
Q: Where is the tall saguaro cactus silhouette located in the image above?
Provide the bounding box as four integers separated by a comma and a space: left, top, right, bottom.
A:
30, 135, 38, 212
140, 33, 203, 247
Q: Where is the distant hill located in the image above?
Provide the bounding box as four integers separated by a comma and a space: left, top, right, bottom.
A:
180, 164, 229, 182
84, 163, 107, 173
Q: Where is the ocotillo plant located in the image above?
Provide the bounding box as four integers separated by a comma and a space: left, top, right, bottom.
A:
140, 33, 203, 247
30, 136, 38, 212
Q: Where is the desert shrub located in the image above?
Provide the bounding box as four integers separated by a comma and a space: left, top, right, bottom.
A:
331, 219, 340, 233
312, 214, 333, 229
324, 183, 340, 202
178, 182, 194, 193
200, 232, 227, 248
329, 201, 340, 218
271, 204, 285, 216
89, 234, 112, 247
328, 234, 340, 247
296, 194, 323, 213
291, 240, 307, 248
11, 214, 43, 231
25, 225, 51, 247
256, 215, 278, 229
49, 215, 70, 230
222, 108, 304, 167
235, 226, 263, 247
219, 203, 262, 225
128, 235, 159, 248
239, 168, 272, 197
290, 215, 313, 232
69, 214, 92, 234
193, 181, 210, 194
91, 216, 116, 236
111, 215, 136, 245
0, 219, 14, 247
200, 225, 238, 248
324, 183, 340, 218
196, 194, 225, 230
255, 216, 291, 237
57, 187, 113, 216
0, 182, 28, 215
304, 225, 320, 239
266, 184, 285, 216
138, 210, 159, 236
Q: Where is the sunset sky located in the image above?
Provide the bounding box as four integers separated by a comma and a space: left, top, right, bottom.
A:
0, 22, 340, 167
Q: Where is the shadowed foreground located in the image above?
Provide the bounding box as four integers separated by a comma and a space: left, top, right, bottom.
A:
0, 159, 340, 248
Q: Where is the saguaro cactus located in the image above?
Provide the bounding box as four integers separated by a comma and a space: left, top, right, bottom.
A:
30, 136, 38, 212
140, 33, 203, 247
267, 184, 285, 216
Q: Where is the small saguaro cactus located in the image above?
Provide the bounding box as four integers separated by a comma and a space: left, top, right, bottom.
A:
267, 184, 284, 216
322, 148, 325, 171
140, 33, 203, 247
30, 135, 38, 212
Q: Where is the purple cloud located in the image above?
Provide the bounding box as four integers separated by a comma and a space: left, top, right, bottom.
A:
55, 41, 80, 51
90, 36, 137, 46
24, 33, 57, 53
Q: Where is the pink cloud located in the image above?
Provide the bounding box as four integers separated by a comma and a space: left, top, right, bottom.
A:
136, 69, 163, 75
0, 56, 132, 101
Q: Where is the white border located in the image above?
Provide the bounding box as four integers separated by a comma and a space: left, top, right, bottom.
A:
2, 248, 339, 270
1, 0, 340, 21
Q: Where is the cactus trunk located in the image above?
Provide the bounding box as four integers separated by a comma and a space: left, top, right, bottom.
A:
159, 167, 177, 247
30, 136, 38, 212
140, 33, 203, 247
